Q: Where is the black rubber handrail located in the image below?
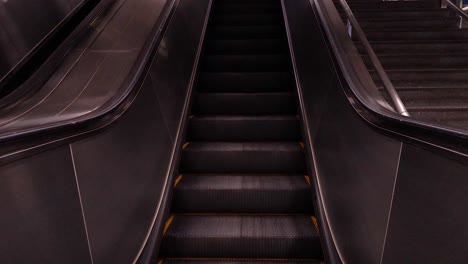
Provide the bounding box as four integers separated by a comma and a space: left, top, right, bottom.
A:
0, 0, 101, 99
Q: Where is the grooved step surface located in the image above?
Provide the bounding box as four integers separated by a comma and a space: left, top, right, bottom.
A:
192, 93, 296, 115
161, 215, 322, 259
188, 116, 300, 141
209, 26, 284, 39
203, 54, 289, 72
172, 174, 313, 213
206, 39, 287, 54
199, 72, 292, 92
181, 142, 306, 173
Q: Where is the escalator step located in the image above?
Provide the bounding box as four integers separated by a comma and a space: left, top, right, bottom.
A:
180, 142, 306, 173
202, 54, 289, 72
192, 92, 296, 115
161, 215, 322, 259
172, 174, 313, 213
205, 39, 286, 55
209, 26, 284, 40
199, 72, 292, 93
214, 4, 281, 15
212, 14, 283, 27
188, 116, 300, 141
216, 0, 281, 3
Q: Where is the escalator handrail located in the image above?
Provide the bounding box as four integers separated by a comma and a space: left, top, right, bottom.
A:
336, 0, 409, 116
0, 0, 101, 99
313, 0, 468, 149
0, 0, 178, 148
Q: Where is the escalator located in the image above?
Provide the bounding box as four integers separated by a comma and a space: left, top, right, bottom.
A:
158, 0, 324, 262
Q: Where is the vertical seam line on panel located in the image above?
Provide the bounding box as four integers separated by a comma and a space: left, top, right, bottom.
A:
379, 142, 403, 264
69, 144, 94, 264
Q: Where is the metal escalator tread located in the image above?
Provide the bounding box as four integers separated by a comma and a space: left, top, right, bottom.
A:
180, 142, 306, 174
158, 0, 324, 261
172, 174, 313, 213
203, 54, 290, 72
188, 115, 300, 141
161, 215, 322, 259
192, 92, 296, 115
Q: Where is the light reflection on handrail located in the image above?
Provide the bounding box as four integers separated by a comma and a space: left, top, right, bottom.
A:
336, 0, 410, 116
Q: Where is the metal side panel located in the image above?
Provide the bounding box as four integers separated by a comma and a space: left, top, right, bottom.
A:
382, 143, 468, 264
70, 78, 173, 264
0, 145, 91, 264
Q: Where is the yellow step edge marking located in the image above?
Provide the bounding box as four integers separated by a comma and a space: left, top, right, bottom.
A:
163, 215, 175, 235
174, 174, 183, 187
304, 175, 311, 185
311, 216, 319, 233
182, 142, 190, 149
157, 259, 163, 264
299, 142, 305, 148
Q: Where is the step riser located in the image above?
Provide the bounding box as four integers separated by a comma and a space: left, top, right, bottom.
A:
173, 189, 313, 213
209, 27, 284, 40
181, 149, 306, 173
161, 237, 322, 259
198, 72, 292, 93
192, 93, 297, 115
205, 40, 286, 55
188, 117, 300, 141
212, 15, 282, 27
203, 55, 289, 72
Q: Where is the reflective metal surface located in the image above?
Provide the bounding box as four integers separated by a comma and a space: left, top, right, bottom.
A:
0, 0, 85, 80
0, 146, 91, 264
382, 144, 468, 264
